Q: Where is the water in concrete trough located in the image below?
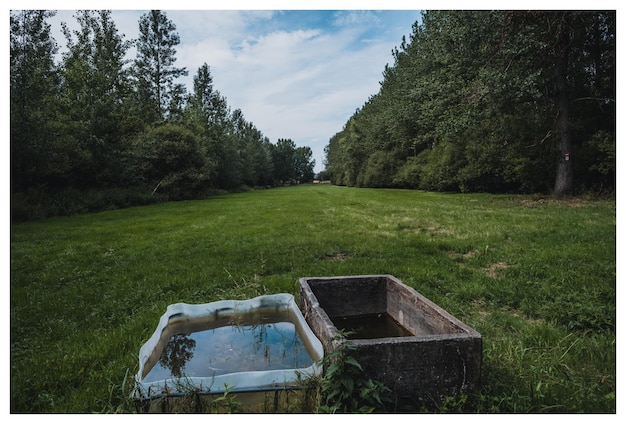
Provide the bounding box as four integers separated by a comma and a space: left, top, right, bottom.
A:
331, 312, 413, 339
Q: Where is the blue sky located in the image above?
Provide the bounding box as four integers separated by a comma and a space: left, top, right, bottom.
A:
38, 5, 423, 173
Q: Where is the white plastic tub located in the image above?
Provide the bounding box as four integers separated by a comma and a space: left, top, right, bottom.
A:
133, 293, 324, 405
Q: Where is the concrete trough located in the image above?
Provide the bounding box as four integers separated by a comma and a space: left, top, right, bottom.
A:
298, 275, 482, 404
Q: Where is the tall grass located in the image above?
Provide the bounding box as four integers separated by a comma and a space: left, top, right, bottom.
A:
10, 185, 615, 412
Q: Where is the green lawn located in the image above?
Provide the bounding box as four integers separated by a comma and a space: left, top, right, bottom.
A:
10, 185, 616, 412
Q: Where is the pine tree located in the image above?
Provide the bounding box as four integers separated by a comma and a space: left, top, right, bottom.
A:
10, 10, 59, 188
59, 10, 133, 186
134, 10, 187, 124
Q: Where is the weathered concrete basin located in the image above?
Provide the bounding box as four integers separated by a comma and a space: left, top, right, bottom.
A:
298, 275, 482, 404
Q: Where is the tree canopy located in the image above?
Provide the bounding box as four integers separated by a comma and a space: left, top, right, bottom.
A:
324, 11, 615, 194
10, 10, 316, 219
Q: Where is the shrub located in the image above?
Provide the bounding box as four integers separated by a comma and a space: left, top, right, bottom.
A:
316, 335, 393, 413
131, 124, 212, 199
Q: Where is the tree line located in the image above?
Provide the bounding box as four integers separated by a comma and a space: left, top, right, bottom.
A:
10, 10, 316, 219
324, 11, 615, 195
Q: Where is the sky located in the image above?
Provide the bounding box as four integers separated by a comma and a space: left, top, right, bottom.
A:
38, 5, 422, 173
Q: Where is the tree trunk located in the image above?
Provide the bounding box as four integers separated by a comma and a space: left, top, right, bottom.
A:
553, 14, 574, 195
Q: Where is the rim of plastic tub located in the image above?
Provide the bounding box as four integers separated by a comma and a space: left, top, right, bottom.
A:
133, 293, 324, 400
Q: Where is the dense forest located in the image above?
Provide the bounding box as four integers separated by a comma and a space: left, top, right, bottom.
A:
324, 11, 615, 195
10, 10, 316, 220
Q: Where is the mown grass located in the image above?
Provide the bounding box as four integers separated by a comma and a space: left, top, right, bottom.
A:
10, 185, 615, 413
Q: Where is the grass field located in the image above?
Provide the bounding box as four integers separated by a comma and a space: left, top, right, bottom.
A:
10, 184, 616, 413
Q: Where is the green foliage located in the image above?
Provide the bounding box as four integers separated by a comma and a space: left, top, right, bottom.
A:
392, 156, 422, 188
134, 10, 187, 124
10, 10, 316, 217
317, 335, 393, 413
207, 385, 242, 413
576, 130, 616, 193
10, 10, 61, 189
271, 138, 315, 184
10, 186, 166, 221
133, 384, 242, 413
324, 11, 615, 195
130, 124, 210, 199
57, 10, 134, 188
586, 131, 616, 176
358, 150, 401, 188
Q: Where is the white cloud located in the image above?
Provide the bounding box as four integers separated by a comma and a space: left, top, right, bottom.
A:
175, 12, 411, 171
331, 10, 382, 27
40, 9, 422, 172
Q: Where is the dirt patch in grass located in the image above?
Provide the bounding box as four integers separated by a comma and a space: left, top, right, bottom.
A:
447, 249, 478, 260
324, 252, 351, 261
484, 262, 511, 279
471, 299, 490, 317
398, 218, 455, 237
519, 197, 591, 209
